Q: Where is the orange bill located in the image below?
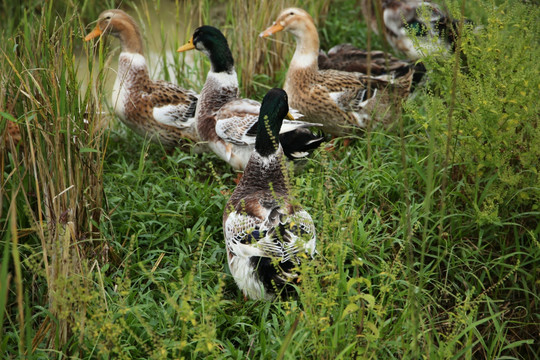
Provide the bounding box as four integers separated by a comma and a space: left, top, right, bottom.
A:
177, 36, 195, 52
84, 25, 102, 41
259, 23, 284, 38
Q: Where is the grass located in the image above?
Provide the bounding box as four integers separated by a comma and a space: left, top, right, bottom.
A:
1, 0, 539, 358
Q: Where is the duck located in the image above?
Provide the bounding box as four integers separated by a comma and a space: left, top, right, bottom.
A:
261, 8, 413, 136
223, 88, 316, 301
85, 9, 200, 148
177, 25, 323, 171
318, 43, 426, 91
318, 43, 413, 76
360, 0, 469, 61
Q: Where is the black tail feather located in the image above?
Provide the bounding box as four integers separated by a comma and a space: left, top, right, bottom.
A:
279, 128, 325, 161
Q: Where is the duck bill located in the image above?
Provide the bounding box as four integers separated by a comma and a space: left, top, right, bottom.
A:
286, 112, 294, 120
259, 23, 284, 38
177, 37, 195, 52
84, 25, 102, 41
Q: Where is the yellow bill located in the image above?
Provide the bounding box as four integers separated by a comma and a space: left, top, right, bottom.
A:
177, 37, 195, 52
286, 112, 294, 120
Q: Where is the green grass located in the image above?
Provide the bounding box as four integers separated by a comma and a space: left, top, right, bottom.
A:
1, 0, 539, 359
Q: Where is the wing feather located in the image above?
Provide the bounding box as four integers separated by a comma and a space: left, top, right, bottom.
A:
215, 99, 260, 145
224, 206, 316, 264
148, 80, 198, 129
215, 99, 320, 146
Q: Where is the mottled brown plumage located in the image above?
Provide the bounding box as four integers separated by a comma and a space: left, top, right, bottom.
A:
318, 44, 412, 75
261, 8, 413, 136
85, 9, 200, 148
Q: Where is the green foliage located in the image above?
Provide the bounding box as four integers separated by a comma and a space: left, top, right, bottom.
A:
413, 2, 539, 229
318, 0, 385, 52
1, 0, 106, 356
1, 0, 538, 359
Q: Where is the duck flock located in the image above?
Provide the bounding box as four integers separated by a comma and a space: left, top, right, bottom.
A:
84, 2, 466, 301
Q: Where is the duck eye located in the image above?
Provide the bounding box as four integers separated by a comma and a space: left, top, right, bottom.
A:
289, 11, 294, 15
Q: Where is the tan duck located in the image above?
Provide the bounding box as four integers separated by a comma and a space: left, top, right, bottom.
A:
223, 88, 316, 300
360, 0, 468, 61
261, 8, 413, 136
85, 9, 199, 147
177, 26, 323, 171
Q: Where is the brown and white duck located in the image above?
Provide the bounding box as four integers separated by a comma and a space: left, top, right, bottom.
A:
177, 25, 323, 171
223, 88, 316, 300
85, 9, 199, 147
261, 8, 413, 136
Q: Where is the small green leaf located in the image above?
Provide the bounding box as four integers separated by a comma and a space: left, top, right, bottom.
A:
341, 303, 359, 319
0, 112, 17, 122
360, 294, 376, 309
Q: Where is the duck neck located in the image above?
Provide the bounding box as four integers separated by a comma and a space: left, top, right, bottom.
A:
196, 70, 239, 140
289, 21, 319, 71
255, 116, 281, 157
117, 52, 148, 79
196, 38, 237, 130
210, 51, 235, 74
117, 21, 144, 55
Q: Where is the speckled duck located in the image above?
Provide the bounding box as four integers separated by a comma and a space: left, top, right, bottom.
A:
223, 88, 316, 300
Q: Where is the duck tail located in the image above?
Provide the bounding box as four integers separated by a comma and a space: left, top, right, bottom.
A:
279, 128, 325, 160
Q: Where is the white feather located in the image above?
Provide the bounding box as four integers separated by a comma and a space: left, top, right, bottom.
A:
225, 211, 272, 300
206, 70, 238, 88
228, 251, 271, 300
352, 112, 368, 127
290, 52, 317, 68
111, 52, 147, 119
208, 140, 253, 171
289, 151, 309, 158
329, 91, 345, 106
222, 99, 260, 114
152, 104, 195, 129
279, 119, 320, 133
359, 88, 377, 108
118, 52, 147, 68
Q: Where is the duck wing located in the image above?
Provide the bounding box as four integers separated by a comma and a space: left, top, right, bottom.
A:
214, 98, 261, 146
225, 199, 316, 263
149, 80, 198, 129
